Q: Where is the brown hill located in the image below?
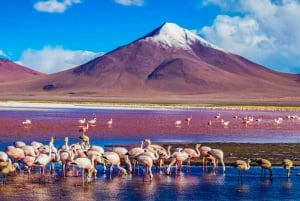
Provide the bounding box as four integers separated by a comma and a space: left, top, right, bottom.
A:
0, 59, 44, 83
0, 22, 300, 104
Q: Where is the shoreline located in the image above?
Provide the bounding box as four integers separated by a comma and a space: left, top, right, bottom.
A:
159, 142, 300, 166
1, 100, 300, 111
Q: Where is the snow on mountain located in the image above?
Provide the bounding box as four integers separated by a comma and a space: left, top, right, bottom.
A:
143, 22, 223, 51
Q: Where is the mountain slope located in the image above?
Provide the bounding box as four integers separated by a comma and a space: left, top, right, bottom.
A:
0, 22, 300, 103
0, 59, 44, 83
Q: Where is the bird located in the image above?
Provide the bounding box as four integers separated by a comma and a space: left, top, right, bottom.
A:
78, 118, 86, 125
134, 155, 155, 181
234, 159, 251, 178
254, 158, 272, 178
185, 116, 192, 126
282, 159, 294, 177
71, 153, 101, 184
88, 114, 97, 125
128, 141, 145, 171
221, 119, 230, 127
110, 146, 132, 173
208, 148, 226, 173
166, 150, 189, 175
101, 151, 128, 177
22, 119, 32, 127
183, 144, 201, 170
79, 123, 89, 134
199, 146, 212, 167
0, 159, 19, 184
0, 151, 8, 162
107, 118, 113, 127
175, 120, 182, 127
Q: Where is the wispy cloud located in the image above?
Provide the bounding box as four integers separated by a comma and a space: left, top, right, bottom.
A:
34, 0, 81, 13
18, 46, 104, 74
200, 0, 300, 73
114, 0, 144, 6
0, 49, 7, 58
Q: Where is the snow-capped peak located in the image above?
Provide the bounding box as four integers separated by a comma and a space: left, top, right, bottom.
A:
143, 22, 223, 51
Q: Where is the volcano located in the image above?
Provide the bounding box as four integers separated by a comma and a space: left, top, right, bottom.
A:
1, 22, 300, 104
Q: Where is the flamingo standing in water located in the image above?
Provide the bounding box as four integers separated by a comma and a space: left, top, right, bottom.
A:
166, 150, 189, 175
88, 114, 97, 125
183, 144, 201, 171
0, 159, 19, 184
208, 148, 225, 174
134, 150, 159, 181
254, 158, 272, 178
78, 118, 86, 125
234, 159, 251, 179
282, 159, 294, 178
71, 153, 101, 184
22, 119, 32, 127
107, 118, 113, 127
101, 151, 128, 178
185, 116, 192, 126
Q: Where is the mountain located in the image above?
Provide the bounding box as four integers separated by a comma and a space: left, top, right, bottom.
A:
1, 22, 300, 104
0, 59, 44, 83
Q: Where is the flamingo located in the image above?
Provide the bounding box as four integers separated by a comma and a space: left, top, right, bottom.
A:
254, 158, 272, 178
128, 141, 145, 171
208, 148, 225, 173
282, 159, 294, 177
13, 141, 26, 148
79, 123, 89, 134
21, 156, 36, 178
199, 146, 212, 167
33, 137, 55, 175
221, 119, 230, 127
0, 151, 8, 162
134, 150, 159, 181
166, 150, 189, 175
22, 119, 32, 127
71, 153, 101, 184
175, 120, 182, 127
78, 118, 86, 125
101, 151, 128, 177
183, 144, 201, 170
88, 114, 97, 125
234, 159, 251, 178
5, 146, 25, 163
156, 145, 172, 171
0, 159, 19, 184
185, 116, 192, 126
110, 146, 132, 173
107, 118, 113, 127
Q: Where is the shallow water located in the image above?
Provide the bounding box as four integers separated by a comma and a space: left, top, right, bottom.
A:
1, 106, 300, 200
0, 167, 299, 201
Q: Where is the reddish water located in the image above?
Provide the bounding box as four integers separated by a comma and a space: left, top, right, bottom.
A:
1, 106, 300, 200
0, 106, 300, 148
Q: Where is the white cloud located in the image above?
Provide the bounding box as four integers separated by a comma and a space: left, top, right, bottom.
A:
114, 0, 144, 6
19, 46, 104, 74
200, 0, 300, 73
34, 0, 81, 13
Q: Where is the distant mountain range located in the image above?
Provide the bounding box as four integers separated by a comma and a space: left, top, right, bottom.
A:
1, 22, 300, 104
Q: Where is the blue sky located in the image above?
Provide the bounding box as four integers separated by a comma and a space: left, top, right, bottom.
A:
1, 0, 300, 74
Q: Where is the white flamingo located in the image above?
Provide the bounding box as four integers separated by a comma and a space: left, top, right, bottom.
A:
71, 153, 101, 184
166, 151, 189, 175
208, 148, 226, 173
101, 151, 128, 177
183, 144, 201, 170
